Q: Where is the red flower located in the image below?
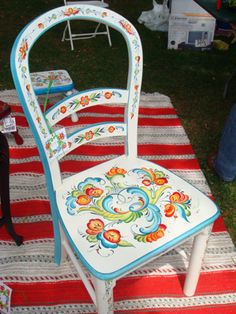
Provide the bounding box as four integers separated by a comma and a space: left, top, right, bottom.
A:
154, 177, 168, 185
85, 130, 94, 141
142, 168, 168, 186
59, 132, 64, 140
80, 96, 90, 106
164, 203, 176, 217
106, 167, 127, 177
103, 229, 121, 243
38, 23, 44, 29
85, 187, 103, 197
108, 126, 115, 133
142, 179, 151, 186
76, 195, 91, 205
145, 224, 167, 242
64, 8, 79, 16
60, 106, 67, 113
86, 219, 104, 235
104, 92, 113, 99
169, 192, 189, 204
120, 21, 134, 35
19, 39, 28, 59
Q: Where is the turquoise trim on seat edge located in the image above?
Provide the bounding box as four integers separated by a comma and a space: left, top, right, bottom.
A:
59, 207, 220, 281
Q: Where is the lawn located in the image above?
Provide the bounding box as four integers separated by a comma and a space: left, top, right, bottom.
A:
1, 0, 236, 244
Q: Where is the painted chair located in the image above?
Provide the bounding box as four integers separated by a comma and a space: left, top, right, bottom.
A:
62, 0, 112, 50
10, 5, 220, 313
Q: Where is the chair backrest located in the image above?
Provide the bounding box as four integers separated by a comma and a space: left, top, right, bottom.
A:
11, 5, 143, 191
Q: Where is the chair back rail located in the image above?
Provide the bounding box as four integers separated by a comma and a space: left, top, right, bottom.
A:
45, 88, 128, 126
58, 122, 126, 160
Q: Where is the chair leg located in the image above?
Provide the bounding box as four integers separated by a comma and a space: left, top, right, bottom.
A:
71, 112, 78, 122
49, 195, 64, 265
50, 218, 61, 265
59, 223, 68, 262
93, 23, 102, 38
62, 23, 67, 42
64, 90, 78, 122
62, 20, 112, 49
183, 225, 212, 297
106, 25, 112, 47
66, 20, 74, 51
93, 277, 115, 314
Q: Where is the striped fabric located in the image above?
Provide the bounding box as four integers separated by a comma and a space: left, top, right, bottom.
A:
0, 90, 235, 314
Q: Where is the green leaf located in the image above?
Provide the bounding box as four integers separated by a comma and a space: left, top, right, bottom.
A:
74, 136, 84, 144
124, 212, 142, 223
87, 235, 98, 243
71, 190, 80, 198
83, 183, 93, 190
118, 240, 134, 247
134, 234, 147, 243
152, 185, 171, 204
154, 170, 166, 178
90, 92, 97, 100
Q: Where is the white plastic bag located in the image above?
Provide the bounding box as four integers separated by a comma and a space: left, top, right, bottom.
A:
138, 0, 169, 32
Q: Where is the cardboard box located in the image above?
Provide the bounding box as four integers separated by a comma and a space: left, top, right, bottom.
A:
168, 0, 216, 50
168, 14, 216, 50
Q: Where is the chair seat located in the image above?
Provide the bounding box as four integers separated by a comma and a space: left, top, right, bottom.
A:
31, 70, 74, 95
56, 155, 219, 280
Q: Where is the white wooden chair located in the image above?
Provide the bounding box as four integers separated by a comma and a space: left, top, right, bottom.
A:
62, 0, 112, 50
11, 5, 220, 313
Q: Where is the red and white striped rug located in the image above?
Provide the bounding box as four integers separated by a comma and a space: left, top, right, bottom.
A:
0, 90, 235, 314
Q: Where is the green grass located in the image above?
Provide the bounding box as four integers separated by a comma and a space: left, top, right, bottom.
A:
1, 0, 236, 244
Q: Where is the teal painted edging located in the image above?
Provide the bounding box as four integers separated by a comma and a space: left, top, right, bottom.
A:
59, 207, 220, 280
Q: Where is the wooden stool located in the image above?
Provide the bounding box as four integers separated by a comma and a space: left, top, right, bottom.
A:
0, 102, 23, 246
31, 69, 79, 122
